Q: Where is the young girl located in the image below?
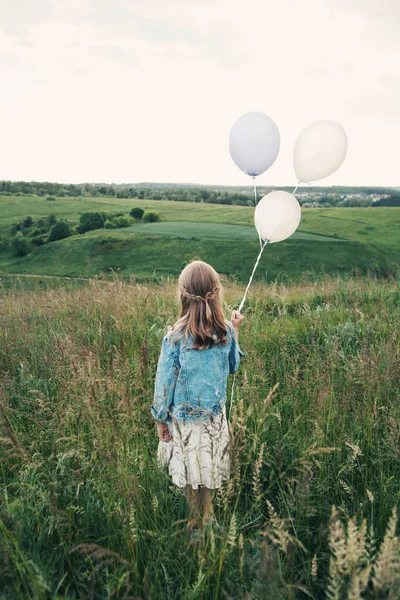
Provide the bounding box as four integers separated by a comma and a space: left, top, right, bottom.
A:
150, 260, 245, 540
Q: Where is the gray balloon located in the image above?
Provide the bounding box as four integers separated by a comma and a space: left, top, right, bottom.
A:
229, 111, 280, 177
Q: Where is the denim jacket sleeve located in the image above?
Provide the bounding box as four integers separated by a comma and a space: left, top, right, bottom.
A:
151, 333, 180, 423
228, 322, 246, 375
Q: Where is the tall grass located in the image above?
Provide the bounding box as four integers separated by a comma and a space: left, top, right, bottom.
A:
0, 276, 399, 599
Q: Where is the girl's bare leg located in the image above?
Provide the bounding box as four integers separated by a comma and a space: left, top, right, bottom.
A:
185, 485, 201, 532
199, 486, 214, 524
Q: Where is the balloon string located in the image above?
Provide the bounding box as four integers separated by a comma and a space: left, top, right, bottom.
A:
252, 177, 263, 249
292, 180, 301, 196
238, 239, 269, 313
229, 374, 236, 420
229, 239, 268, 419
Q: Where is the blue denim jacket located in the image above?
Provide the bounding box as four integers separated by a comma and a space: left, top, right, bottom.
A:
151, 321, 245, 423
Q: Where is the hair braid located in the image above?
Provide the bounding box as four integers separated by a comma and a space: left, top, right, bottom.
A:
181, 285, 219, 303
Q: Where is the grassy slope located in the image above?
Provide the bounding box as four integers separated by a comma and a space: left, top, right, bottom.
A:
0, 232, 389, 282
127, 221, 344, 242
0, 195, 399, 280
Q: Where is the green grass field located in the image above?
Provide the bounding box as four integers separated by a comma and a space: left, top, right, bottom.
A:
129, 221, 345, 242
0, 195, 399, 281
1, 277, 399, 598
1, 194, 399, 598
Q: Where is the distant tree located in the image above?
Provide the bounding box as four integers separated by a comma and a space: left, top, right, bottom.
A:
32, 236, 45, 246
104, 220, 116, 229
48, 221, 71, 242
114, 216, 131, 228
374, 196, 400, 207
20, 182, 31, 195
23, 216, 33, 228
99, 186, 115, 196
48, 214, 57, 226
46, 196, 56, 202
11, 233, 29, 257
128, 188, 137, 198
143, 211, 160, 223
56, 188, 70, 197
78, 212, 104, 233
130, 207, 144, 220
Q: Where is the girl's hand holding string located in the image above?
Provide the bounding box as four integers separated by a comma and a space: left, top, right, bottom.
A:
156, 421, 172, 442
231, 310, 244, 333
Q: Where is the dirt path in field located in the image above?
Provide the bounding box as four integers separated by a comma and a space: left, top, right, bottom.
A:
0, 272, 89, 281
0, 272, 140, 287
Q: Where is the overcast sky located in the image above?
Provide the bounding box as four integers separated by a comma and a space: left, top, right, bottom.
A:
0, 0, 399, 187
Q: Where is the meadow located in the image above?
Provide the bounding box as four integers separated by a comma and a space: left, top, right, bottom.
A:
1, 275, 399, 599
0, 195, 399, 282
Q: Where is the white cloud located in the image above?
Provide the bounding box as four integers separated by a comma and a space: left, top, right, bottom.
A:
0, 0, 399, 185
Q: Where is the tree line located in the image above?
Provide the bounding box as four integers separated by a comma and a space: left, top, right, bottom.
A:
1, 180, 399, 207
0, 180, 253, 206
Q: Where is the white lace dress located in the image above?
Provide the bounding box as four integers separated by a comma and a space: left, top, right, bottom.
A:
156, 405, 232, 490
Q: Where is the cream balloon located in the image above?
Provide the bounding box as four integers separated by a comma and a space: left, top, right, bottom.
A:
293, 120, 348, 183
254, 191, 301, 243
229, 111, 280, 177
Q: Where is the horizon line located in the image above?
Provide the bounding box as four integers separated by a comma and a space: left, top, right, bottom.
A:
1, 179, 399, 189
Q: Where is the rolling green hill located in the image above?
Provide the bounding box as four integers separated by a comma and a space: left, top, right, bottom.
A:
0, 195, 399, 281
127, 221, 344, 242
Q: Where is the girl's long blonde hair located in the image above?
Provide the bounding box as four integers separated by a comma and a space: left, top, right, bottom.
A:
171, 260, 228, 350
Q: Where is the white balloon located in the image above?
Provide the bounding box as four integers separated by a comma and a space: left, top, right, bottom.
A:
293, 120, 348, 183
229, 111, 280, 177
254, 191, 301, 243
